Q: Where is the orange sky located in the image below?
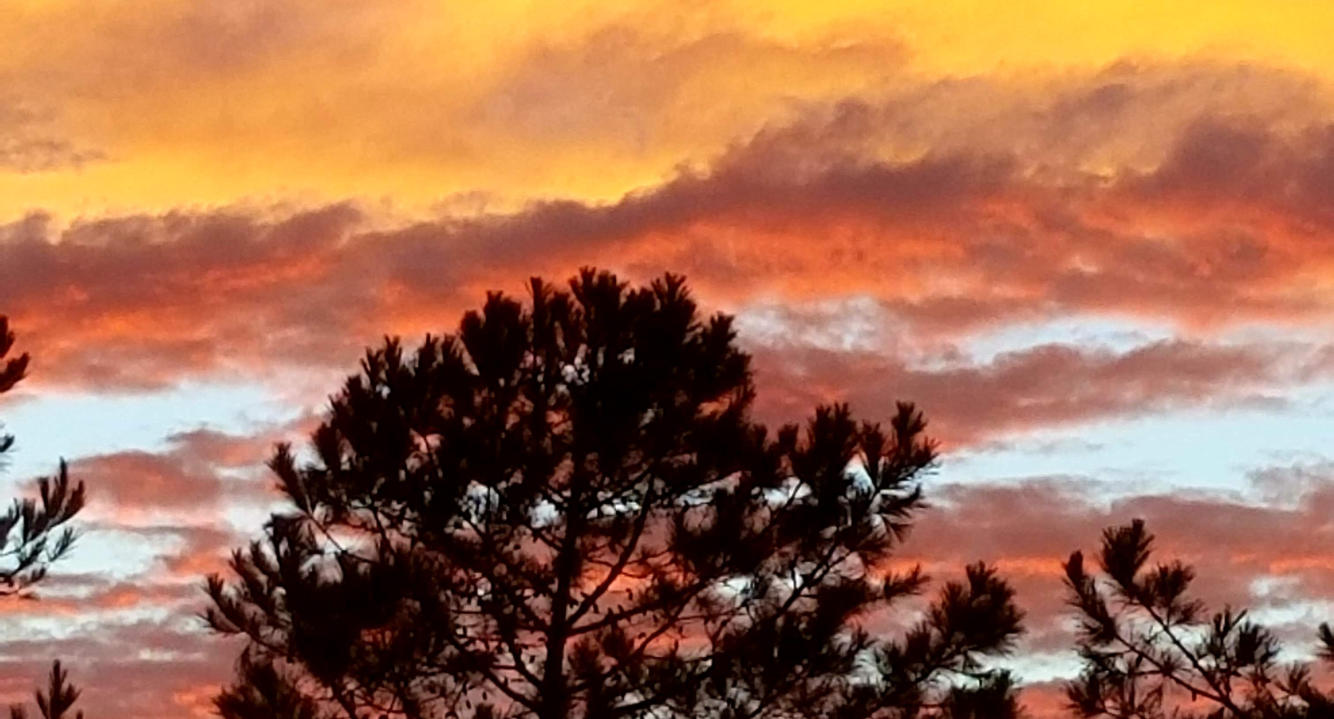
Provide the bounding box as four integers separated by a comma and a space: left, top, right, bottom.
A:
5, 1, 1334, 219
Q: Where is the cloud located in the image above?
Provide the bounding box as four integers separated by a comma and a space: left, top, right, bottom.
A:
71, 429, 276, 517
748, 336, 1334, 444
0, 204, 371, 389
6, 89, 1334, 438
471, 24, 906, 153
0, 99, 103, 173
0, 618, 238, 718
0, 138, 103, 174
76, 452, 228, 513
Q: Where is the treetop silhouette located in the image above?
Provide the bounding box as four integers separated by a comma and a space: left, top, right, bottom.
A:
0, 316, 84, 597
0, 316, 87, 719
1065, 519, 1334, 718
206, 269, 1022, 719
9, 661, 84, 719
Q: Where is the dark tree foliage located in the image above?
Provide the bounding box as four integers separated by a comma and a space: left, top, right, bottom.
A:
0, 316, 84, 596
206, 270, 1023, 719
9, 661, 84, 719
937, 672, 1022, 719
216, 651, 327, 719
1065, 519, 1334, 718
0, 320, 87, 719
0, 317, 29, 402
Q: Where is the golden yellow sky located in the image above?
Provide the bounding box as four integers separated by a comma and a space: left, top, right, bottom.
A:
5, 0, 1334, 221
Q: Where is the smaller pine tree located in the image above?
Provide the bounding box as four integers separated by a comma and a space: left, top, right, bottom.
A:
0, 316, 85, 597
0, 318, 88, 719
9, 661, 84, 719
1065, 519, 1334, 717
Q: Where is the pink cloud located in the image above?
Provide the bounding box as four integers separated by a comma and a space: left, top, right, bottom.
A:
3, 84, 1334, 400
750, 338, 1329, 444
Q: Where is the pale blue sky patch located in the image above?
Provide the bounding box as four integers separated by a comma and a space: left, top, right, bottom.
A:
0, 380, 300, 482
945, 390, 1334, 496
950, 315, 1180, 365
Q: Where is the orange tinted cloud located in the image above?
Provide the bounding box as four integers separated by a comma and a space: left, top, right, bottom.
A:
0, 619, 241, 717
72, 429, 274, 518
750, 337, 1333, 443
5, 92, 1334, 444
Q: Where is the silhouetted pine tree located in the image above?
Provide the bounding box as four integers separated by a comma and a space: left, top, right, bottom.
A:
205, 270, 1023, 719
1, 318, 88, 719
8, 661, 83, 719
216, 651, 326, 719
0, 317, 28, 399
1065, 519, 1334, 718
0, 316, 85, 597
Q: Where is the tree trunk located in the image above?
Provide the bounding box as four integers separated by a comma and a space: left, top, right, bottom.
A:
539, 476, 587, 719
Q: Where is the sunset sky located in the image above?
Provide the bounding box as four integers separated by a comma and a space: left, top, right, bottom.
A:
4, 2, 1334, 715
